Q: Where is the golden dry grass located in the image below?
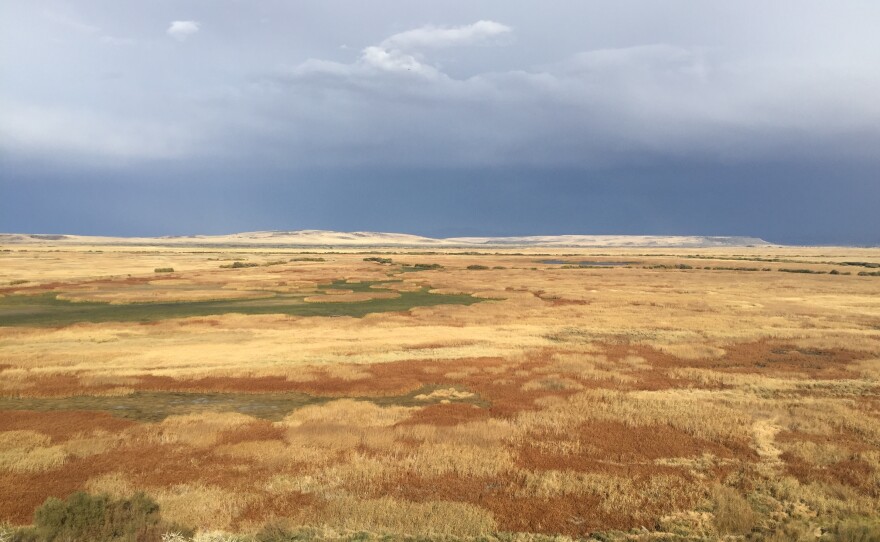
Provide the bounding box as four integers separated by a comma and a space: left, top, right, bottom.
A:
313, 497, 497, 536
0, 430, 67, 472
0, 243, 878, 538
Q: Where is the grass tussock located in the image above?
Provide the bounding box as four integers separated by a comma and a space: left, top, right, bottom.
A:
314, 497, 496, 537
147, 412, 256, 448
711, 485, 758, 536
0, 431, 66, 473
283, 400, 413, 430
85, 472, 137, 499
821, 518, 880, 542
155, 485, 250, 532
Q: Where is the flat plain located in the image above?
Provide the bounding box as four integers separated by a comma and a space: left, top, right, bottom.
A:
1, 241, 879, 540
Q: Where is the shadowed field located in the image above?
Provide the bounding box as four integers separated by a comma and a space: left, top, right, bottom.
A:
0, 244, 879, 540
0, 385, 487, 422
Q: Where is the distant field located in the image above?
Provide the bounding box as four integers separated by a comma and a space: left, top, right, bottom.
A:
0, 244, 879, 540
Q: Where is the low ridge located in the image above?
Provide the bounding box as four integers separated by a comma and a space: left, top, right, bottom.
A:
0, 231, 772, 248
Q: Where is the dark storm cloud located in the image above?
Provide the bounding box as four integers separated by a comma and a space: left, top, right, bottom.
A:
4, 161, 879, 245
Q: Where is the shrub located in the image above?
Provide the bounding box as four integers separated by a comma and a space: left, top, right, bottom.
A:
220, 262, 259, 269
290, 257, 325, 262
645, 264, 693, 270
822, 518, 880, 542
363, 257, 392, 264
712, 486, 758, 536
253, 523, 323, 542
467, 265, 489, 270
841, 261, 880, 268
858, 271, 880, 277
9, 279, 29, 285
405, 263, 443, 270
779, 268, 826, 274
22, 491, 189, 542
154, 268, 174, 273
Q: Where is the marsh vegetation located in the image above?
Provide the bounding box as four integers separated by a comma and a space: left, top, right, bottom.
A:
0, 244, 878, 540
0, 281, 481, 327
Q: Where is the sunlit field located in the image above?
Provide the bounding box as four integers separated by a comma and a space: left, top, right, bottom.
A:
1, 243, 879, 541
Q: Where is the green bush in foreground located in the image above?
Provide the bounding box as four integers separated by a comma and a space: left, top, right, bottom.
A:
12, 492, 190, 542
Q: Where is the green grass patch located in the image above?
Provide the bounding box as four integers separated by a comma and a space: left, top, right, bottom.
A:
219, 261, 260, 269
820, 517, 880, 542
645, 264, 694, 270
779, 268, 827, 274
400, 263, 443, 272
705, 266, 766, 271
363, 257, 392, 264
0, 391, 322, 422
840, 261, 880, 268
0, 281, 485, 327
153, 268, 174, 273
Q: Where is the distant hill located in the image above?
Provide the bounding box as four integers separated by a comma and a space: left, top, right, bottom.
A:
0, 230, 772, 248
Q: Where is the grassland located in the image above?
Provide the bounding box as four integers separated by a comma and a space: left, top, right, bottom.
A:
0, 243, 879, 541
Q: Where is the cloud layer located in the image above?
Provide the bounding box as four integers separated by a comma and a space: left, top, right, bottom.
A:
379, 20, 511, 50
261, 28, 880, 168
2, 2, 880, 170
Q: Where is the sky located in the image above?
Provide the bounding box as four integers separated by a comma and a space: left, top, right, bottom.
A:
1, 1, 879, 245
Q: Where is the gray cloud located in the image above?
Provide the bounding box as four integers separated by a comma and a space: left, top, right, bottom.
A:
253, 32, 880, 168
41, 8, 100, 35
2, 1, 879, 171
292, 20, 512, 78
378, 20, 512, 50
